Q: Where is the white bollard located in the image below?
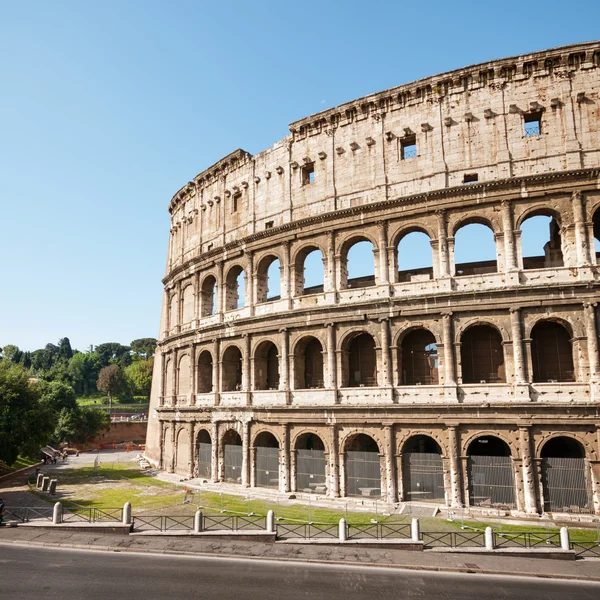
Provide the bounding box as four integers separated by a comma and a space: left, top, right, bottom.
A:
122, 502, 132, 525
52, 502, 63, 525
338, 518, 347, 542
194, 510, 203, 533
484, 526, 494, 550
560, 527, 570, 551
266, 510, 275, 534
411, 518, 421, 542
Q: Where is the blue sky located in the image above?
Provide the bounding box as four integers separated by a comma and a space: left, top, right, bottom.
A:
1, 1, 597, 351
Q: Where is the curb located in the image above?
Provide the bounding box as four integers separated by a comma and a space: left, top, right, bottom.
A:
0, 538, 598, 583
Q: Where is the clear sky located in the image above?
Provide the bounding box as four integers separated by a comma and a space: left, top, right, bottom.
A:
1, 1, 597, 351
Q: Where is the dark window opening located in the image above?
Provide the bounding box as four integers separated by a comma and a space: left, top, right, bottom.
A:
531, 321, 574, 382
222, 346, 243, 391
302, 163, 315, 185
463, 173, 478, 184
347, 333, 377, 387
401, 135, 417, 160
232, 192, 241, 213
265, 221, 274, 229
254, 341, 280, 390
197, 351, 213, 393
400, 329, 438, 385
524, 111, 542, 136
460, 325, 505, 384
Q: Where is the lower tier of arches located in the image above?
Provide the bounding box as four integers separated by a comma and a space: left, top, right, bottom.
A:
156, 417, 600, 516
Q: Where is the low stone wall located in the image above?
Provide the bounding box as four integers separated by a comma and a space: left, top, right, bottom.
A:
94, 421, 148, 444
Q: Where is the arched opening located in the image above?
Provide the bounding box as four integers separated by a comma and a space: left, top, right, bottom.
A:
225, 265, 245, 310
294, 337, 324, 389
221, 346, 242, 392
397, 230, 433, 283
593, 206, 600, 257
295, 433, 326, 494
201, 275, 217, 316
402, 435, 445, 502
520, 213, 564, 269
163, 427, 173, 471
346, 434, 381, 497
164, 358, 173, 398
540, 437, 592, 513
294, 247, 324, 296
460, 325, 505, 384
254, 341, 279, 390
196, 429, 212, 479
467, 436, 515, 508
197, 350, 213, 393
531, 321, 574, 382
222, 430, 242, 483
454, 222, 497, 276
345, 333, 377, 387
255, 432, 280, 489
181, 285, 194, 324
177, 355, 190, 397
256, 256, 281, 303
169, 293, 178, 329
176, 428, 190, 473
400, 329, 438, 385
342, 239, 376, 289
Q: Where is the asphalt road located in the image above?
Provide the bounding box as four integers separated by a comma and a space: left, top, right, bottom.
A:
1, 545, 599, 600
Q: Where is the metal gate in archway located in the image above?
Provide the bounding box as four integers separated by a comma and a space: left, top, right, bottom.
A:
404, 452, 445, 502
197, 442, 211, 479
346, 451, 381, 497
224, 444, 242, 483
256, 447, 279, 488
542, 457, 593, 513
296, 449, 326, 493
468, 455, 516, 508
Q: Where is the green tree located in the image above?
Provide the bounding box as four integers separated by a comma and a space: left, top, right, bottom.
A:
124, 358, 153, 398
0, 362, 54, 464
58, 337, 74, 361
67, 352, 100, 395
130, 338, 157, 360
95, 343, 132, 368
1, 344, 21, 362
97, 364, 130, 402
39, 380, 78, 413
53, 407, 110, 444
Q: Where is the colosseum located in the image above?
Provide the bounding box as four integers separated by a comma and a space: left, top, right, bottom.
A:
146, 41, 600, 518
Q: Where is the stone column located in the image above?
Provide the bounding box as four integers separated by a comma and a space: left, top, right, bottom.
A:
326, 323, 337, 391
584, 303, 600, 381
217, 260, 225, 315
442, 312, 456, 385
329, 426, 340, 498
338, 449, 346, 498
326, 230, 336, 294
501, 200, 518, 273
447, 426, 462, 508
188, 422, 195, 478
281, 424, 290, 493
282, 241, 292, 306
384, 426, 396, 503
243, 334, 252, 401
249, 446, 257, 488
213, 339, 221, 406
396, 453, 404, 501
241, 420, 250, 487
246, 251, 254, 316
519, 426, 538, 514
280, 328, 289, 394
437, 210, 450, 278
190, 345, 197, 404
169, 422, 176, 473
572, 191, 591, 267
290, 449, 297, 492
377, 221, 389, 284
211, 421, 219, 482
380, 318, 392, 388
510, 308, 526, 383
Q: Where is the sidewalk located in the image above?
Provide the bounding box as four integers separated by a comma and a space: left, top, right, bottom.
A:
1, 526, 598, 581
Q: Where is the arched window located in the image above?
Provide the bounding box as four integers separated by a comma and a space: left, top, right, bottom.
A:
294, 337, 324, 389
169, 294, 179, 329
342, 239, 375, 289
295, 433, 326, 494
256, 256, 281, 303
461, 325, 505, 383
345, 333, 377, 387
222, 429, 242, 483
520, 213, 564, 269
345, 434, 381, 497
201, 276, 217, 316
177, 355, 190, 397
402, 435, 444, 502
400, 329, 438, 385
181, 285, 194, 323
176, 428, 190, 473
454, 222, 497, 276
593, 206, 600, 258
294, 247, 324, 296
254, 341, 279, 390
196, 429, 212, 479
540, 437, 592, 513
164, 358, 173, 397
225, 266, 245, 310
255, 432, 280, 489
197, 350, 213, 393
531, 321, 574, 382
467, 436, 515, 508
397, 231, 433, 283
221, 346, 242, 391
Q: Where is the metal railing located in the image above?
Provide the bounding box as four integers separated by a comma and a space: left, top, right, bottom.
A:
422, 531, 486, 547
570, 542, 600, 557
276, 523, 338, 539
132, 514, 266, 532
4, 507, 54, 523
494, 531, 561, 549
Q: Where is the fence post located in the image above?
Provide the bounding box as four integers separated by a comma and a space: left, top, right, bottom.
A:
42, 476, 50, 491
52, 502, 63, 525
560, 527, 570, 551
36, 473, 44, 488
49, 480, 58, 495
411, 518, 421, 541
194, 510, 203, 533
266, 510, 275, 534
123, 502, 132, 525
485, 526, 494, 550
338, 518, 347, 542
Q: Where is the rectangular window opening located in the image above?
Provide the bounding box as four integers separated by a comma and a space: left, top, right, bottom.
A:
524, 111, 542, 136
232, 192, 242, 213
401, 135, 417, 160
265, 221, 274, 229
463, 173, 479, 184
302, 163, 315, 185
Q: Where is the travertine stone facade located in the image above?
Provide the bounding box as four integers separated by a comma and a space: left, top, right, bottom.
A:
147, 42, 600, 517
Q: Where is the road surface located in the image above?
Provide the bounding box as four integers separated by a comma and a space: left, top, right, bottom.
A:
0, 544, 598, 600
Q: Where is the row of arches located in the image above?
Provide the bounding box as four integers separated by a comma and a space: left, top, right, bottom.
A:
164, 319, 576, 398
165, 428, 594, 514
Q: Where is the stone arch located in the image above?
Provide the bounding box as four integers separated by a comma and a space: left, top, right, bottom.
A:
195, 427, 212, 479
459, 322, 506, 384
390, 222, 437, 247
517, 207, 565, 270
393, 226, 435, 284
253, 340, 279, 390
181, 284, 195, 324
451, 215, 498, 237
401, 434, 445, 503
169, 292, 179, 329
452, 217, 498, 276
530, 319, 575, 383
256, 253, 282, 303
515, 205, 564, 230
461, 431, 517, 458
339, 428, 385, 456
396, 429, 448, 457
398, 327, 439, 385
175, 427, 191, 473
293, 335, 324, 389
393, 322, 442, 346
294, 431, 327, 494
535, 431, 597, 460
225, 264, 246, 311
525, 315, 575, 339
342, 432, 382, 498
197, 349, 213, 393
163, 425, 173, 471
222, 428, 243, 484
221, 344, 243, 392
292, 242, 326, 296
338, 233, 379, 290
456, 318, 509, 342
164, 357, 174, 397
200, 274, 217, 317
254, 430, 281, 489
251, 427, 282, 448
177, 353, 191, 396
291, 429, 330, 455
340, 330, 378, 387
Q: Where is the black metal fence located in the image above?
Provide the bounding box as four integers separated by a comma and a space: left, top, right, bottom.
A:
277, 523, 338, 539
131, 514, 266, 532
542, 457, 593, 514
3, 506, 123, 524
468, 455, 516, 509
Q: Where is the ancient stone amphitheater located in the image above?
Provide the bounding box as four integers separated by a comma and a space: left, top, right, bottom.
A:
146, 41, 600, 518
